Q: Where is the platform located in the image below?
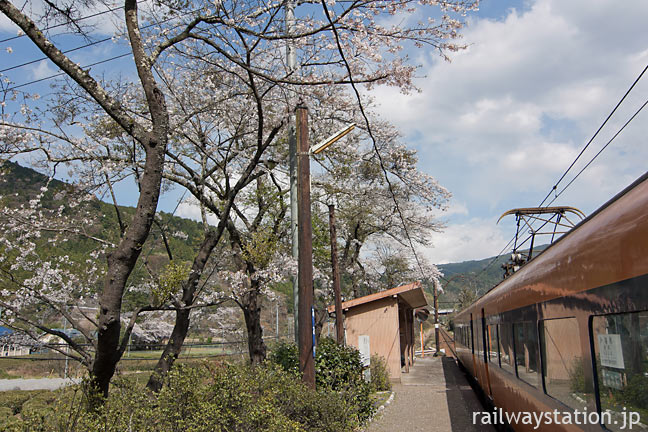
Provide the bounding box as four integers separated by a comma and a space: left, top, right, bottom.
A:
366, 355, 495, 432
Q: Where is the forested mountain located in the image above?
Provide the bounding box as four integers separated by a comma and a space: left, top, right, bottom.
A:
0, 160, 205, 257
0, 161, 206, 309
436, 244, 549, 307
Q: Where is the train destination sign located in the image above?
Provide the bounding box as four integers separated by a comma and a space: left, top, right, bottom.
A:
598, 334, 625, 369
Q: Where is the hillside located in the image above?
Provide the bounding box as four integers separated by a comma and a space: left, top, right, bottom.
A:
0, 160, 208, 309
0, 160, 206, 258
3, 160, 550, 317
436, 244, 548, 306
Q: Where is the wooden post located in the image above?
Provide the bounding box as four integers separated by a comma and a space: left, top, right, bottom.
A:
434, 281, 440, 356
296, 104, 315, 389
328, 204, 344, 345
409, 309, 414, 366
420, 322, 424, 358
404, 307, 411, 372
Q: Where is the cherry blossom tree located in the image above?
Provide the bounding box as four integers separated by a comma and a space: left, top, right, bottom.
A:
311, 108, 449, 298
0, 171, 107, 370
0, 0, 477, 398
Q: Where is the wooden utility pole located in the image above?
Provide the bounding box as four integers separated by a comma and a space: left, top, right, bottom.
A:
434, 281, 440, 355
296, 104, 315, 388
286, 0, 299, 344
328, 204, 344, 344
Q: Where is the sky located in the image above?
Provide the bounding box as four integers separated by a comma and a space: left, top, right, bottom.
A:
371, 0, 648, 263
1, 0, 648, 265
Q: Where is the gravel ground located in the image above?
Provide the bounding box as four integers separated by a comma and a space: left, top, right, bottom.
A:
365, 356, 495, 432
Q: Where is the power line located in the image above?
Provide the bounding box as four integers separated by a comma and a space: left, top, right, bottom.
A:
0, 2, 139, 44
475, 64, 648, 281
538, 63, 648, 208
320, 0, 431, 284
2, 5, 209, 91
6, 52, 132, 91
0, 35, 113, 74
546, 97, 648, 207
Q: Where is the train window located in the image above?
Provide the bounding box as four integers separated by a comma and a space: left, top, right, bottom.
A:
514, 322, 539, 387
456, 326, 464, 347
540, 318, 594, 412
475, 319, 482, 359
470, 318, 474, 353
592, 312, 648, 432
498, 323, 515, 374
486, 325, 497, 363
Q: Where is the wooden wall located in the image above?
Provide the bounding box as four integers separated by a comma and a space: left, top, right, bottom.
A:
345, 297, 402, 381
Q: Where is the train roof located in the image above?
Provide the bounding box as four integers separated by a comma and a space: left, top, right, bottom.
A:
455, 170, 648, 320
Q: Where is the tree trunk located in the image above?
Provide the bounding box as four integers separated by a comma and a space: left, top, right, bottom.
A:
146, 228, 222, 392
241, 285, 266, 365
90, 0, 170, 399
91, 143, 166, 398
0, 0, 169, 401
146, 308, 190, 392
314, 308, 328, 343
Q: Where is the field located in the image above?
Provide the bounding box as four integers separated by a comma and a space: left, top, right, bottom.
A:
0, 343, 248, 379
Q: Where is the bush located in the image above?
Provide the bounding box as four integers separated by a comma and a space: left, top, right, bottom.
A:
370, 355, 391, 392
620, 374, 648, 409
267, 340, 299, 376
0, 406, 20, 430
269, 337, 376, 422
569, 358, 589, 393
1, 362, 360, 432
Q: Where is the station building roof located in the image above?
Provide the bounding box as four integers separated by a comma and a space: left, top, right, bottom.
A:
327, 281, 427, 314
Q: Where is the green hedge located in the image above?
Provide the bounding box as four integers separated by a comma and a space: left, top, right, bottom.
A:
268, 337, 376, 422
1, 363, 360, 432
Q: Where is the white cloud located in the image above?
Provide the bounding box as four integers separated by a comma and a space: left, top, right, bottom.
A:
0, 14, 18, 33
30, 60, 57, 80
372, 0, 648, 263
422, 217, 510, 264
176, 199, 220, 226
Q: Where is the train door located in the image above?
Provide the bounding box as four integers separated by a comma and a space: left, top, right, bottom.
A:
482, 309, 493, 398
470, 313, 477, 380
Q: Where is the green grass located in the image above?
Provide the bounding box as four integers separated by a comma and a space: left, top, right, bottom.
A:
0, 349, 246, 379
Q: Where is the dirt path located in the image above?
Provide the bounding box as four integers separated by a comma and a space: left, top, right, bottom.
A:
0, 378, 79, 391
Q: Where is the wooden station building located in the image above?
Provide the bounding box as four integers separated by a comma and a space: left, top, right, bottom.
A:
327, 281, 428, 382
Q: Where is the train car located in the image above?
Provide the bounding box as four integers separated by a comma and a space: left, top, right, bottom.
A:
453, 172, 648, 432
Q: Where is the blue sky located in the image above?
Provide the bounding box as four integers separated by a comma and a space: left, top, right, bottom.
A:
2, 0, 648, 265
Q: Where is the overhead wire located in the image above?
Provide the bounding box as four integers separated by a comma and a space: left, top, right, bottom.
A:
2, 5, 209, 92
546, 97, 648, 207
0, 36, 115, 74
0, 2, 144, 44
458, 64, 648, 287
319, 0, 432, 284
538, 63, 648, 208
6, 53, 132, 91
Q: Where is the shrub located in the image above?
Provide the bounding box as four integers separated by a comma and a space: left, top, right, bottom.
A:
267, 340, 299, 376
568, 358, 588, 393
269, 337, 376, 422
0, 406, 19, 430
0, 390, 34, 415
0, 362, 360, 432
620, 374, 648, 409
370, 355, 392, 392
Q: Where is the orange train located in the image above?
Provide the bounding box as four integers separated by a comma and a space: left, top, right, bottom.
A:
453, 172, 648, 432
